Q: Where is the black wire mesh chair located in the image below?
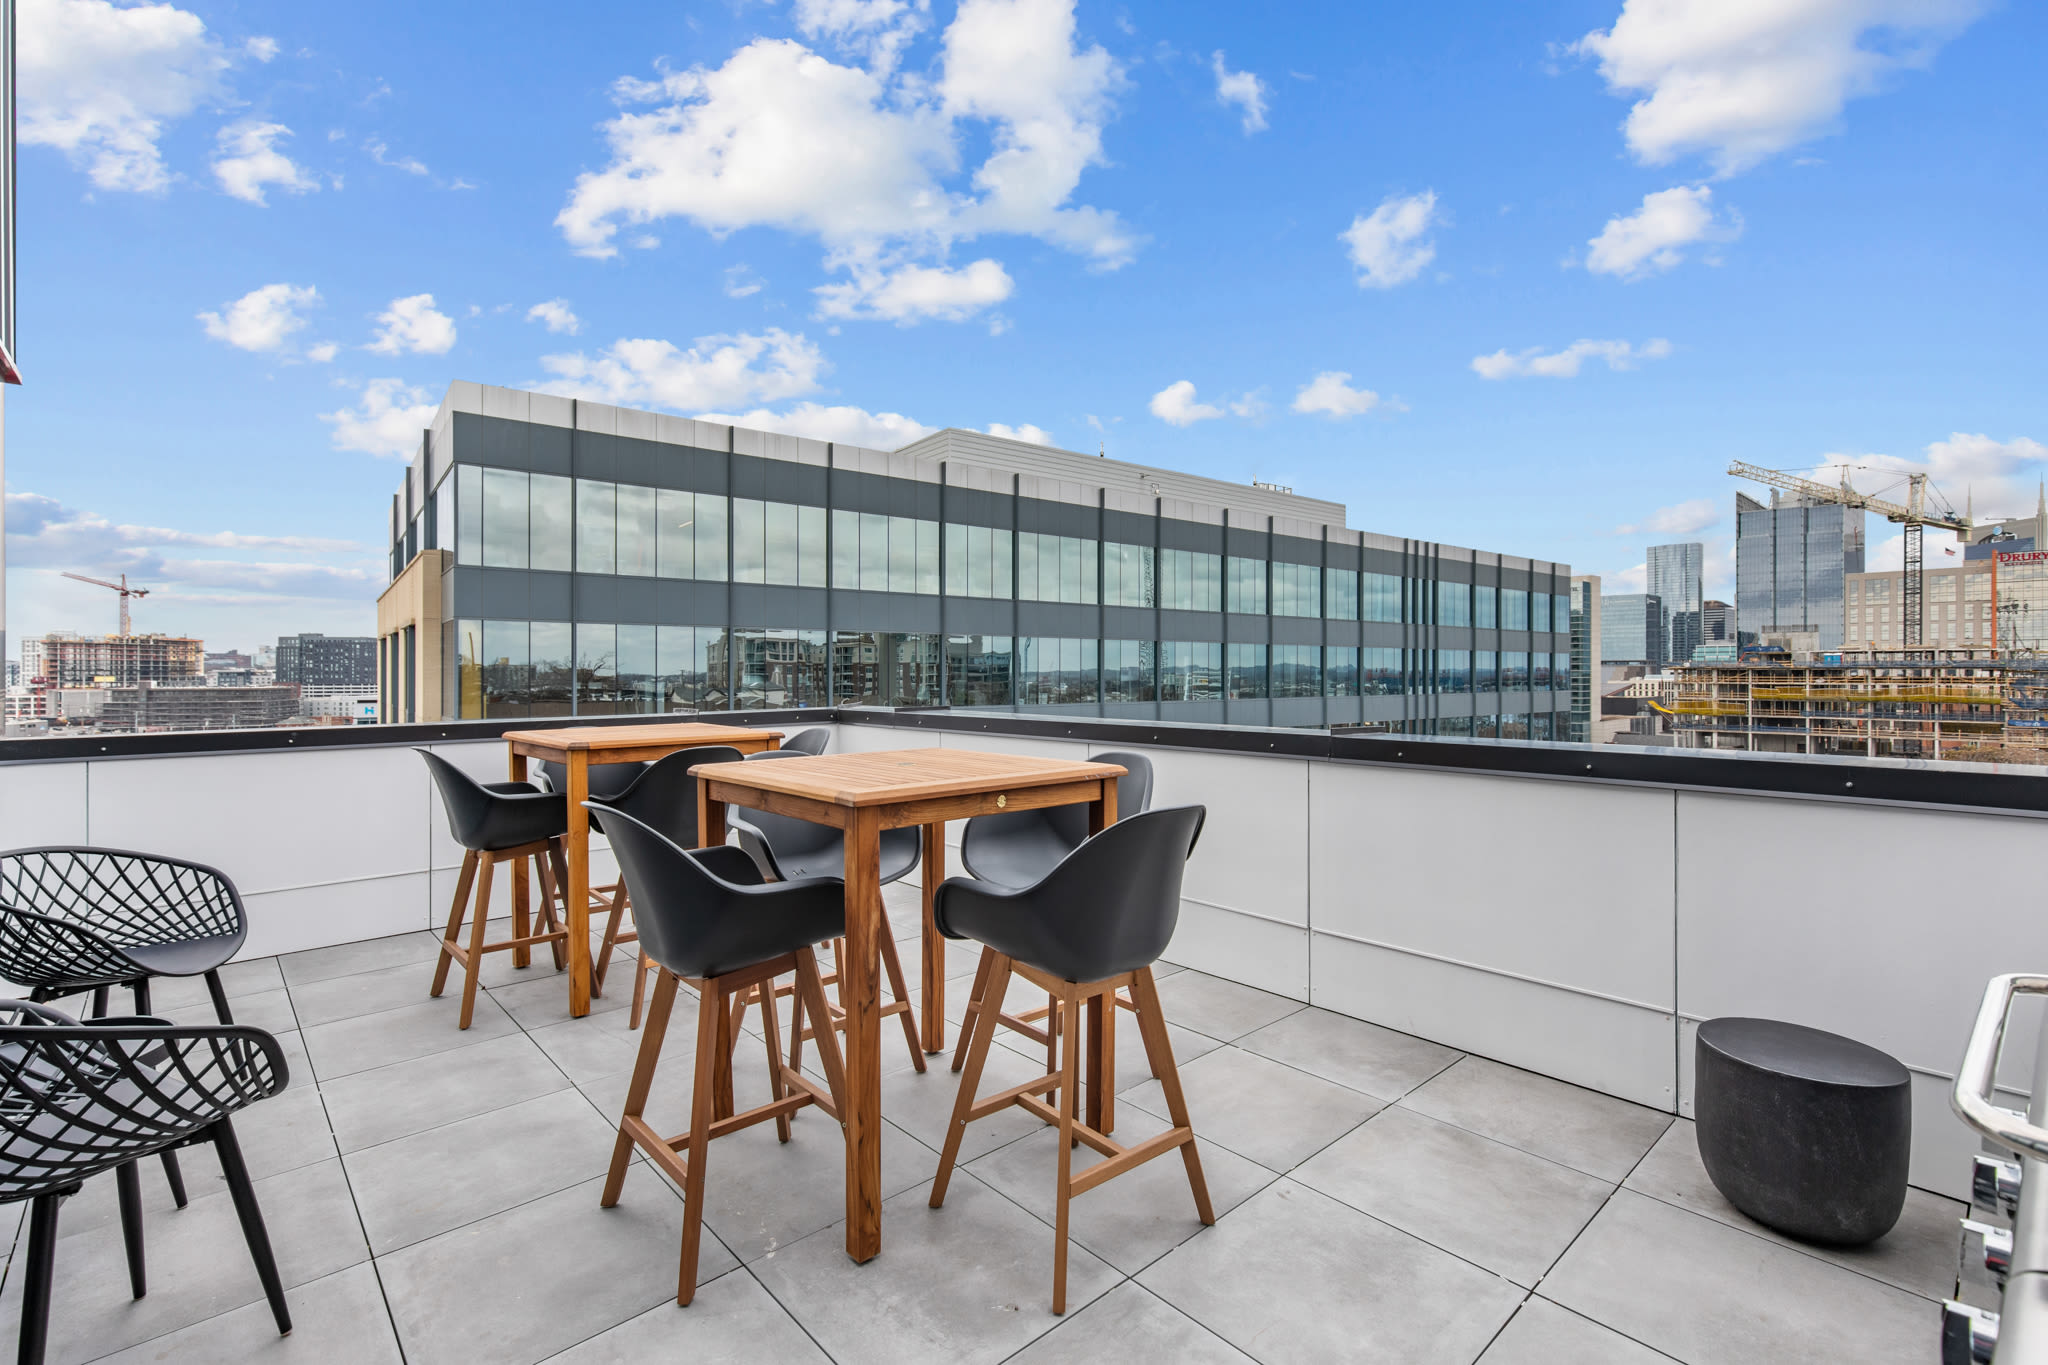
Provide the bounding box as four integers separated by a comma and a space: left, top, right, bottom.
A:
0, 848, 248, 1023
0, 847, 252, 1209
0, 1000, 291, 1365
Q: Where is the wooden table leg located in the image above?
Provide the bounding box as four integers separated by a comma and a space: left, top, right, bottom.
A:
920, 822, 946, 1054
843, 807, 884, 1263
1086, 778, 1119, 1135
566, 753, 592, 1017
508, 750, 532, 968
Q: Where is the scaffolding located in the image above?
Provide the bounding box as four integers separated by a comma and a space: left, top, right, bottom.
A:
1656, 651, 2042, 761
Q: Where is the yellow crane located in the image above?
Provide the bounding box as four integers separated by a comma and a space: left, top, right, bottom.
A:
60, 571, 149, 637
1728, 461, 1971, 648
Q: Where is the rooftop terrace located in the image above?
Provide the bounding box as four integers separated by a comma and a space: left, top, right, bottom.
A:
0, 891, 1957, 1364
2, 708, 2035, 1362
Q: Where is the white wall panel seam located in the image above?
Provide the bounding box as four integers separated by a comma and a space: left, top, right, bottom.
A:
1180, 897, 1305, 930
1308, 925, 1673, 1014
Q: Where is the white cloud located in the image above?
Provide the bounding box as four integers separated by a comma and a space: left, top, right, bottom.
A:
17, 0, 268, 193
1608, 561, 1648, 593
1585, 185, 1741, 279
1573, 0, 1985, 177
319, 378, 440, 460
793, 0, 928, 74
1341, 190, 1440, 289
537, 328, 827, 413
814, 257, 1013, 323
1212, 51, 1268, 133
526, 298, 582, 335
697, 402, 934, 449
987, 422, 1052, 444
305, 341, 338, 363
1617, 498, 1719, 536
367, 293, 458, 355
197, 282, 318, 353
244, 35, 277, 62
724, 264, 765, 298
211, 120, 319, 204
365, 138, 430, 176
5, 491, 377, 619
1149, 380, 1224, 427
1471, 337, 1672, 379
556, 1, 1133, 320
1291, 371, 1382, 418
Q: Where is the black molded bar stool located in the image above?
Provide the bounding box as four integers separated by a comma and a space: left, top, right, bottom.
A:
931, 805, 1214, 1314
417, 751, 571, 1029
726, 749, 926, 1072
584, 746, 745, 1027
777, 728, 830, 756
0, 847, 255, 1208
0, 1001, 292, 1365
594, 806, 847, 1306
952, 751, 1156, 1074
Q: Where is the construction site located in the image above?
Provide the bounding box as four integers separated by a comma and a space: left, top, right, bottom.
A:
1654, 649, 2048, 761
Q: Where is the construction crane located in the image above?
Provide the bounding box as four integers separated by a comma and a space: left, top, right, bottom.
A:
60, 572, 149, 637
1729, 461, 1971, 648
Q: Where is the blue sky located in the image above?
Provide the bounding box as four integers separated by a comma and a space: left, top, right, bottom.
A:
4, 0, 2042, 653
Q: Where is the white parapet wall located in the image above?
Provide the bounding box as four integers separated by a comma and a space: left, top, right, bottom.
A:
2, 717, 2040, 1202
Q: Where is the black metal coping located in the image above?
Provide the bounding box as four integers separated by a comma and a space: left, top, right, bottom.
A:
2, 708, 2042, 816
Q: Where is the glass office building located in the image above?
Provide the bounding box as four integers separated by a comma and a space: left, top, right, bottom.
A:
1734, 492, 1863, 650
1600, 593, 1665, 666
378, 384, 1573, 735
1645, 542, 1703, 666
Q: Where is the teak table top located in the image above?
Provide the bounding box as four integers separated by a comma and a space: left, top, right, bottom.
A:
698, 746, 1126, 808
501, 722, 780, 757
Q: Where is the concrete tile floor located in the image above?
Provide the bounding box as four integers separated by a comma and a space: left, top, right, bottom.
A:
0, 899, 1961, 1363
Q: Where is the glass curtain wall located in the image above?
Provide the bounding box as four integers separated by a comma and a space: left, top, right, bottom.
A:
833, 513, 939, 594
1226, 642, 1267, 698
733, 628, 828, 707
1272, 562, 1320, 617
1160, 550, 1222, 611
1160, 642, 1221, 701
1227, 557, 1267, 614
1017, 638, 1099, 705
1103, 543, 1155, 607
946, 636, 1012, 706
1271, 644, 1321, 696
943, 524, 1014, 598
1102, 640, 1156, 701
1017, 534, 1098, 604
832, 632, 941, 705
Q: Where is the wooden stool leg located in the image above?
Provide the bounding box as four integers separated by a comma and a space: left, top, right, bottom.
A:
629, 951, 652, 1030
431, 850, 478, 998
603, 968, 677, 1208
758, 975, 793, 1142
1130, 966, 1215, 1224
951, 947, 995, 1073
1053, 983, 1082, 1315
878, 931, 927, 1074
677, 977, 725, 1306
511, 853, 533, 969
532, 847, 568, 972
594, 885, 629, 995
794, 947, 848, 1112
931, 953, 1009, 1209
458, 855, 495, 1030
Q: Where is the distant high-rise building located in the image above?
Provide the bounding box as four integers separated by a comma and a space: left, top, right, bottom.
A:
1569, 576, 1601, 743
275, 634, 377, 690
1601, 593, 1666, 666
21, 632, 203, 688
1700, 599, 1734, 645
1734, 492, 1864, 650
1645, 543, 1704, 665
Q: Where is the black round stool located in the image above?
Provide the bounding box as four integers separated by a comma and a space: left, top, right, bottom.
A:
1694, 1017, 1911, 1246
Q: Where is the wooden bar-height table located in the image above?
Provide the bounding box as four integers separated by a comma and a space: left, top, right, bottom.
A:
503, 722, 784, 1017
696, 746, 1127, 1263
